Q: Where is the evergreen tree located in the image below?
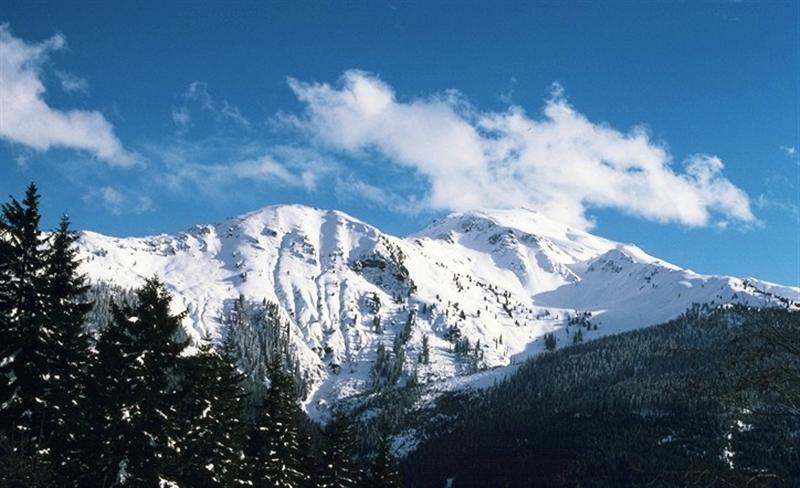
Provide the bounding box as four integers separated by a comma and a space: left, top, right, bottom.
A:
0, 183, 53, 447
84, 277, 188, 485
572, 328, 583, 345
368, 431, 400, 488
319, 412, 361, 488
223, 296, 310, 406
246, 356, 310, 487
420, 334, 430, 365
83, 302, 134, 486
544, 332, 557, 351
44, 214, 93, 482
0, 432, 55, 487
170, 334, 248, 487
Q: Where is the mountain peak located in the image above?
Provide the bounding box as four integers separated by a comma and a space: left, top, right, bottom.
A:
73, 202, 799, 419
416, 207, 622, 265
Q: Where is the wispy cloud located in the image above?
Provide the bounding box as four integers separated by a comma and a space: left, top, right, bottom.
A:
755, 171, 800, 223
171, 106, 191, 131
0, 24, 136, 166
285, 70, 754, 230
171, 81, 250, 132
498, 77, 517, 105
780, 145, 798, 158
55, 70, 90, 94
334, 176, 423, 214
231, 155, 316, 188
146, 137, 327, 199
756, 194, 800, 223
83, 186, 154, 215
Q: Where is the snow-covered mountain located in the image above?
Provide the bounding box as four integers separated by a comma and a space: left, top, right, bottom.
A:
75, 205, 799, 418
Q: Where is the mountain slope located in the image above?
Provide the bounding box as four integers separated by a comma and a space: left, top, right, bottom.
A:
403, 306, 800, 487
75, 205, 799, 418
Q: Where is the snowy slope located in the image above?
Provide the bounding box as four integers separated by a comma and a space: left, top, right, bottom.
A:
76, 205, 800, 418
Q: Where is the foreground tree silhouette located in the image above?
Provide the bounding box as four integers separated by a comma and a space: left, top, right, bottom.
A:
170, 334, 249, 487
368, 430, 401, 488
45, 215, 93, 481
0, 184, 52, 442
319, 411, 362, 488
85, 277, 188, 485
246, 355, 311, 487
0, 185, 94, 485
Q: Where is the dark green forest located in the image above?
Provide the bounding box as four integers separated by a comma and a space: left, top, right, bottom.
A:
403, 305, 800, 487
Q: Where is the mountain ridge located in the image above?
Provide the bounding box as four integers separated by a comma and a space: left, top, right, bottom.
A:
74, 204, 800, 419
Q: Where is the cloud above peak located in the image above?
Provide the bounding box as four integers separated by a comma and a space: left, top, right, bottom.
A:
0, 24, 135, 166
286, 70, 754, 230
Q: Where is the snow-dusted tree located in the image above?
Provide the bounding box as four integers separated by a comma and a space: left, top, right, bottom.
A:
319, 411, 361, 488
169, 335, 248, 487
223, 296, 310, 405
0, 186, 95, 484
367, 430, 401, 488
84, 277, 188, 486
420, 334, 431, 365
572, 328, 583, 345
245, 355, 311, 487
372, 343, 404, 389
544, 332, 557, 351
83, 299, 133, 486
44, 215, 93, 481
0, 183, 54, 447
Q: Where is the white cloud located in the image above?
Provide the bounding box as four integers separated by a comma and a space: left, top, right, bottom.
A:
98, 186, 124, 211
756, 194, 800, 223
15, 153, 29, 168
219, 102, 249, 128
55, 70, 89, 94
159, 158, 312, 197
186, 81, 215, 110
232, 155, 314, 188
175, 81, 250, 129
171, 106, 191, 130
0, 24, 136, 166
498, 77, 517, 105
84, 186, 154, 215
334, 176, 423, 214
286, 70, 755, 230
780, 145, 797, 158
149, 138, 324, 197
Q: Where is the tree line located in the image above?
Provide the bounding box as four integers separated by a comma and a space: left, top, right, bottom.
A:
0, 184, 401, 487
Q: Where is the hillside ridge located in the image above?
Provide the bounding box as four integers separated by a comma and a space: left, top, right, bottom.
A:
75, 204, 800, 419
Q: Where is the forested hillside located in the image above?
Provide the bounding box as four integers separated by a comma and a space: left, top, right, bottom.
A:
404, 305, 800, 487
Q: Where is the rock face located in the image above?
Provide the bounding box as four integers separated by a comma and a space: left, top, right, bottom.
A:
76, 205, 800, 418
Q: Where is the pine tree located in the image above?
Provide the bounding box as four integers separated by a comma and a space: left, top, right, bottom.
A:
420, 334, 430, 365
573, 328, 583, 345
0, 432, 55, 487
368, 431, 400, 488
246, 356, 310, 487
544, 332, 557, 351
170, 334, 248, 487
83, 301, 134, 486
44, 214, 93, 481
0, 183, 53, 447
84, 277, 189, 485
319, 412, 361, 488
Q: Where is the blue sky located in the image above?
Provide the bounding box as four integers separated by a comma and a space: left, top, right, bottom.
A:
1, 1, 798, 285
